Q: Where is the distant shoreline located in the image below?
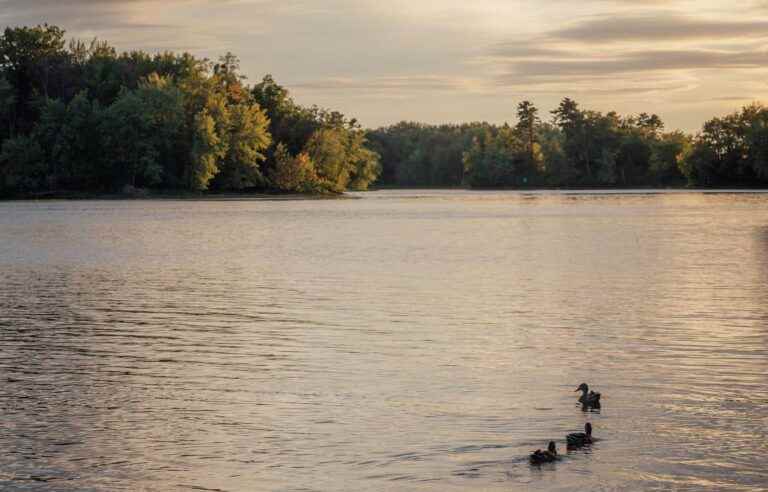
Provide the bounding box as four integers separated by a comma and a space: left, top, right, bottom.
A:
4, 187, 768, 202
368, 185, 768, 194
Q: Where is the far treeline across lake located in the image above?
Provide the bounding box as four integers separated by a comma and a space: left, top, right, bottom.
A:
2, 24, 768, 198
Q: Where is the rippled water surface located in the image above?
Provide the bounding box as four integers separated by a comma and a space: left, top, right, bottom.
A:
1, 190, 768, 491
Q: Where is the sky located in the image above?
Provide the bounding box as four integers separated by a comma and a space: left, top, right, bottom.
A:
1, 0, 767, 131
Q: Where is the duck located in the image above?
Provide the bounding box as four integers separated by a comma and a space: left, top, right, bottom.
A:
566, 422, 593, 448
575, 383, 601, 409
530, 441, 559, 465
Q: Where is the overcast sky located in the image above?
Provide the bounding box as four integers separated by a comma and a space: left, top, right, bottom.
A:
2, 0, 767, 130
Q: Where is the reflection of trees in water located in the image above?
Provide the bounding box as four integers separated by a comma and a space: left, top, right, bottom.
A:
755, 225, 768, 255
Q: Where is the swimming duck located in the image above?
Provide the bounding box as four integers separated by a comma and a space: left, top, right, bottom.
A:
530, 441, 558, 465
566, 422, 593, 448
575, 383, 601, 409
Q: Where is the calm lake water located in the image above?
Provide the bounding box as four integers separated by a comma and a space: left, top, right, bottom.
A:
1, 190, 768, 491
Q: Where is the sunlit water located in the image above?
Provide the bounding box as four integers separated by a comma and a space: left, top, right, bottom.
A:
1, 190, 768, 491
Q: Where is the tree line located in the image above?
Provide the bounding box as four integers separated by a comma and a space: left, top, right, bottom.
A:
368, 100, 768, 189
3, 25, 768, 197
0, 25, 381, 196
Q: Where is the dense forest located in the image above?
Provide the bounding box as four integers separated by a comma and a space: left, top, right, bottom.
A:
369, 101, 768, 188
2, 24, 768, 197
0, 25, 380, 196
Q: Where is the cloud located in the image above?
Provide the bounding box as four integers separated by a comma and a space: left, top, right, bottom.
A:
486, 11, 768, 97
500, 49, 768, 80
289, 72, 700, 101
487, 44, 575, 59
0, 0, 251, 53
291, 75, 480, 93
552, 13, 768, 43
0, 0, 165, 30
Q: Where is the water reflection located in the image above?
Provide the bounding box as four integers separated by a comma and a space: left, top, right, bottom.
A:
1, 191, 768, 491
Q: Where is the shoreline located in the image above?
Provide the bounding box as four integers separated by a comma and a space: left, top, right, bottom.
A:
367, 187, 768, 194
0, 190, 358, 202
365, 186, 768, 196
4, 187, 768, 202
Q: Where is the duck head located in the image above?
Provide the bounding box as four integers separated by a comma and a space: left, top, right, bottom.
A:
547, 441, 557, 454
575, 383, 589, 393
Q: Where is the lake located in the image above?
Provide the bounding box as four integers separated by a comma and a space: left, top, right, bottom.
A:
1, 190, 767, 491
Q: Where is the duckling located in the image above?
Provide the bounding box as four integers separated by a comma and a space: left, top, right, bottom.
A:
566, 422, 593, 448
530, 441, 558, 465
575, 383, 601, 409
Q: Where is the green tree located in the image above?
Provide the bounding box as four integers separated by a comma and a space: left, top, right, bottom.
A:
463, 125, 523, 187
0, 24, 68, 132
100, 91, 161, 187
347, 130, 381, 190
34, 92, 104, 188
742, 104, 768, 180
615, 133, 651, 185
304, 127, 350, 192
537, 123, 571, 185
0, 76, 16, 138
98, 79, 185, 189
0, 135, 46, 192
135, 74, 185, 187
214, 103, 272, 189
552, 98, 593, 181
189, 109, 226, 191
649, 131, 690, 185
180, 72, 231, 190
252, 74, 313, 156
516, 100, 540, 171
